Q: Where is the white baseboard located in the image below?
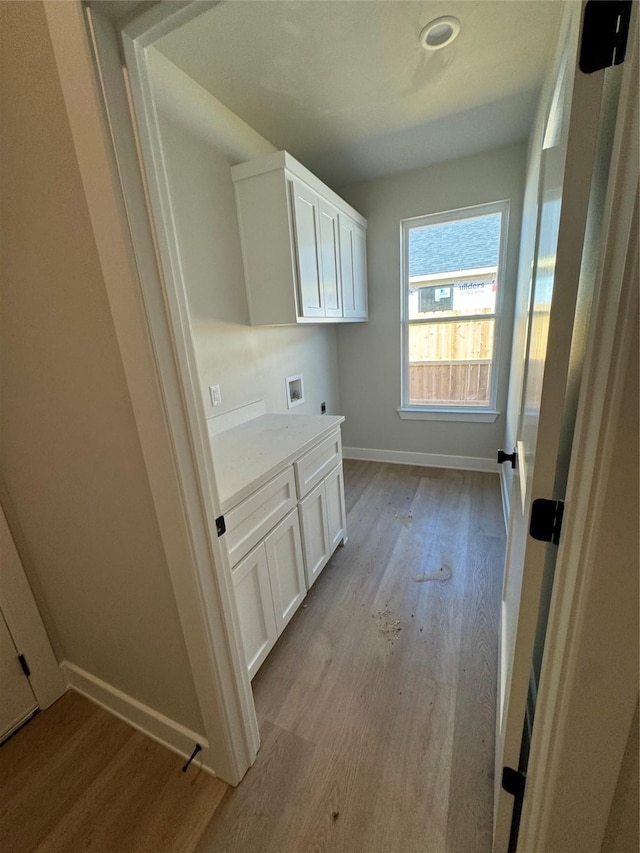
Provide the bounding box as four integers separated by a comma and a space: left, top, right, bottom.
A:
60, 661, 216, 776
342, 446, 498, 474
499, 465, 511, 533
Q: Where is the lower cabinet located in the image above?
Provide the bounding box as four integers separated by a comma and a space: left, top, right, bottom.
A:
232, 508, 305, 679
299, 463, 346, 588
227, 440, 347, 679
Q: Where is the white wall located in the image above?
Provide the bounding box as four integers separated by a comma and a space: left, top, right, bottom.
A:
602, 700, 639, 853
335, 143, 526, 462
148, 49, 341, 426
0, 1, 203, 733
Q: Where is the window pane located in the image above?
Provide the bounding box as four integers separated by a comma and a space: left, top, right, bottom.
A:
408, 319, 494, 406
409, 212, 501, 276
409, 275, 497, 320
408, 212, 501, 320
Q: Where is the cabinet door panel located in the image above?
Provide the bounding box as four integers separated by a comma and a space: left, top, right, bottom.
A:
325, 464, 347, 552
232, 545, 277, 679
339, 215, 357, 317
265, 509, 306, 634
299, 482, 330, 589
339, 214, 367, 319
319, 200, 342, 317
290, 179, 324, 317
353, 222, 368, 318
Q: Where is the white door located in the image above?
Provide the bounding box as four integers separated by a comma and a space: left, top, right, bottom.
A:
0, 608, 37, 743
0, 503, 65, 722
494, 6, 608, 849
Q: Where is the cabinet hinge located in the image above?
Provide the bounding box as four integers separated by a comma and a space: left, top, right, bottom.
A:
529, 498, 564, 546
579, 0, 632, 73
502, 766, 526, 797
215, 515, 226, 537
18, 653, 31, 678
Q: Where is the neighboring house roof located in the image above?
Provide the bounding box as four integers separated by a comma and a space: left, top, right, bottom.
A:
409, 212, 501, 277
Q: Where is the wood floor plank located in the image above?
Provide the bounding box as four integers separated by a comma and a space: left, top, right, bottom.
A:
194, 720, 316, 853
0, 694, 135, 852
341, 458, 377, 516
0, 690, 100, 797
446, 473, 505, 853
0, 692, 225, 853
36, 728, 226, 853
252, 463, 423, 738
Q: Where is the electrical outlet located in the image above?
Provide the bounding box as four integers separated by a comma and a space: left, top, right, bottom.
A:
209, 384, 222, 407
321, 402, 327, 414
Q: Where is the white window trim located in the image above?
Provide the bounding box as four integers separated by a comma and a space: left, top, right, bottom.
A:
400, 200, 510, 419
397, 407, 500, 423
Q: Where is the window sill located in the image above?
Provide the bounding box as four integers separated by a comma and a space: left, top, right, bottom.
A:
397, 407, 500, 423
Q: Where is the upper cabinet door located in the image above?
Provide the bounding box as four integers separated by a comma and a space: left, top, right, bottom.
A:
318, 200, 342, 318
339, 214, 367, 319
290, 178, 324, 317
352, 221, 368, 318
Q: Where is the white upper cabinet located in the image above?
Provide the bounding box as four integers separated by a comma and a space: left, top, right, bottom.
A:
232, 151, 368, 325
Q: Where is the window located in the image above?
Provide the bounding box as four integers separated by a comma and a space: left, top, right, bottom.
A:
400, 201, 509, 419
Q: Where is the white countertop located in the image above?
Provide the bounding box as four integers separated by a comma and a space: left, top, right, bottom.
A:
211, 413, 344, 511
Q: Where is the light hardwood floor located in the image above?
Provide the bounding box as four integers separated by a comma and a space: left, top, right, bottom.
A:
0, 461, 505, 853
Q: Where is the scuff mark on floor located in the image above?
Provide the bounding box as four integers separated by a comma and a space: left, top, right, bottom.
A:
413, 565, 452, 582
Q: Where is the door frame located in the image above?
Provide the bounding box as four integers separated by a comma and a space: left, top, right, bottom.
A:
517, 16, 638, 849
43, 0, 259, 784
494, 2, 608, 845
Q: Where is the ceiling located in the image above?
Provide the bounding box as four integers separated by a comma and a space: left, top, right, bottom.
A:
155, 1, 563, 186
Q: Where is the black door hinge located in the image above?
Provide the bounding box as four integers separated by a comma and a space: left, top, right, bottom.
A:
530, 498, 564, 546
497, 448, 517, 469
502, 766, 526, 797
580, 0, 632, 73
18, 653, 31, 678
215, 515, 226, 537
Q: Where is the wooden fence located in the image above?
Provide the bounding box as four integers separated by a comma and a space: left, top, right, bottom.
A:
409, 360, 491, 405
408, 319, 493, 362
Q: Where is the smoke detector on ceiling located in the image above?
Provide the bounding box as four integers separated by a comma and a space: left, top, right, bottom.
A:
419, 16, 461, 50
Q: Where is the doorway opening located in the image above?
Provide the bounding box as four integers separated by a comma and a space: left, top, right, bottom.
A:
79, 3, 632, 848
